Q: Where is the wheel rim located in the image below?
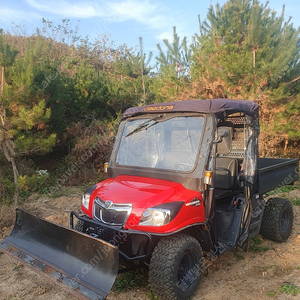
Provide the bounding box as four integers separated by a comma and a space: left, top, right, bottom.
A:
177, 251, 198, 289
281, 209, 290, 233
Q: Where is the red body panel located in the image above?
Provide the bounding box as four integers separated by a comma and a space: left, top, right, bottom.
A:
81, 175, 206, 234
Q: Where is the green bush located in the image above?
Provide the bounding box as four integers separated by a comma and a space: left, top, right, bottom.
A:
17, 171, 49, 193
3, 178, 15, 196
114, 268, 149, 293
280, 283, 300, 296
249, 236, 270, 253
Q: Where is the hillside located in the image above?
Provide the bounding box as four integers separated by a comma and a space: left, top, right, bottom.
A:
0, 188, 299, 300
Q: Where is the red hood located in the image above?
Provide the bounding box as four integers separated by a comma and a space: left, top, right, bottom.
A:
92, 175, 198, 208
82, 175, 205, 233
84, 175, 198, 219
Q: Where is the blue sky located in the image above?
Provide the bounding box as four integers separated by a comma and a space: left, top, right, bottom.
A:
0, 0, 299, 57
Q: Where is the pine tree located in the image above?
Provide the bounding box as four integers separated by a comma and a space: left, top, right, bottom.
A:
0, 30, 19, 205
192, 0, 300, 99
157, 26, 191, 78
191, 0, 300, 155
153, 26, 191, 101
106, 37, 154, 109
0, 33, 58, 204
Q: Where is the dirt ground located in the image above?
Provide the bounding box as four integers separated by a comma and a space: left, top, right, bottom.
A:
0, 188, 300, 300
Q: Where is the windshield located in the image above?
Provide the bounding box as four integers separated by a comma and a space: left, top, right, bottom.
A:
116, 115, 205, 172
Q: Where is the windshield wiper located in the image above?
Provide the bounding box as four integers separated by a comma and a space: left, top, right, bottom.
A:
126, 115, 163, 137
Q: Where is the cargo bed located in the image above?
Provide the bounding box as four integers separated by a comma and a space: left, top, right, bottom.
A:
258, 158, 299, 194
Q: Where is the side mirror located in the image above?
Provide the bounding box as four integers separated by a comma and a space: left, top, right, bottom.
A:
216, 127, 233, 154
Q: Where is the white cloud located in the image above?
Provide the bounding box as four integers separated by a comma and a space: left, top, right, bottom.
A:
147, 15, 171, 30
25, 0, 106, 18
108, 0, 159, 23
25, 0, 174, 31
156, 31, 174, 42
0, 7, 41, 24
23, 0, 194, 43
25, 0, 161, 22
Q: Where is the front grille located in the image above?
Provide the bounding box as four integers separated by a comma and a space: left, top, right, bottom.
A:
86, 226, 116, 242
93, 198, 132, 226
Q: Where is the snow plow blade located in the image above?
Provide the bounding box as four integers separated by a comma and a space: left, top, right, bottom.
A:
0, 208, 119, 300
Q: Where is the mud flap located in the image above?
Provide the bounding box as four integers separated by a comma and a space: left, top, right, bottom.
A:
0, 208, 119, 300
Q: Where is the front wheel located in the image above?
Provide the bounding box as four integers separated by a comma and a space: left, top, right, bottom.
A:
149, 234, 203, 300
260, 198, 293, 242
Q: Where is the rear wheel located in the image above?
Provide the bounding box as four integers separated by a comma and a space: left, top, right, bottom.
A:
149, 234, 203, 300
260, 198, 293, 242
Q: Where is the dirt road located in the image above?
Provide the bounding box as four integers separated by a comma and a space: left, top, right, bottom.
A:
0, 189, 299, 300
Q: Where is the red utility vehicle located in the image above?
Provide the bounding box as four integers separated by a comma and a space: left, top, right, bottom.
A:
1, 99, 298, 300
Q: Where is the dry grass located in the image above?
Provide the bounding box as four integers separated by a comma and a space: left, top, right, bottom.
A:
0, 205, 15, 229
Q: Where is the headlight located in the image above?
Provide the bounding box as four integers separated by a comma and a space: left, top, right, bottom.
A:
139, 208, 171, 226
82, 193, 91, 209
139, 202, 184, 226
82, 185, 97, 209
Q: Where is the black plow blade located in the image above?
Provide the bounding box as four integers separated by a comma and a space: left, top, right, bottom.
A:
0, 208, 119, 300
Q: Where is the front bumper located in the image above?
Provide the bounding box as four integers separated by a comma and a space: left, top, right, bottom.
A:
70, 211, 153, 263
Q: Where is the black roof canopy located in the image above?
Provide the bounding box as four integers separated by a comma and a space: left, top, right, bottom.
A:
123, 99, 259, 119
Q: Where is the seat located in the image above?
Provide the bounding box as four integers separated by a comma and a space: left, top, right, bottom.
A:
214, 157, 238, 198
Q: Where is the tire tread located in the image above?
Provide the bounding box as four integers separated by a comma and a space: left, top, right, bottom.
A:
149, 234, 203, 300
260, 197, 293, 242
